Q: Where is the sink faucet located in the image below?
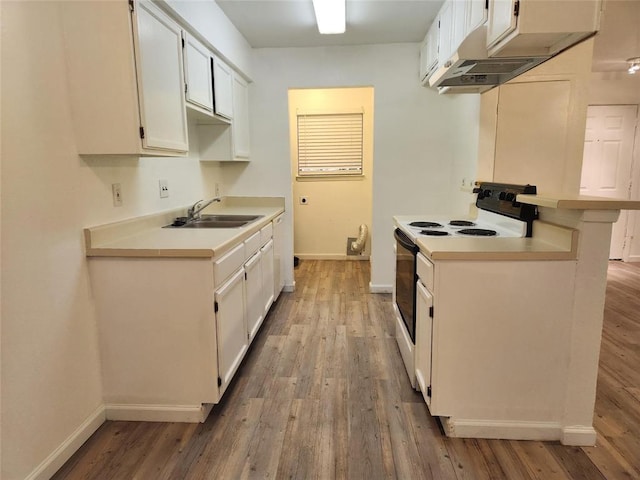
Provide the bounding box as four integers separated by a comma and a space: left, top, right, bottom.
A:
187, 197, 221, 221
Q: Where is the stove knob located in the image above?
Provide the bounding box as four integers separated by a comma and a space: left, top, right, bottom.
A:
506, 192, 516, 202
498, 192, 506, 200
483, 189, 492, 198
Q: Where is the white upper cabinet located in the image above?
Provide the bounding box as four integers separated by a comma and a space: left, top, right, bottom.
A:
183, 32, 214, 114
487, 0, 602, 57
61, 0, 188, 156
133, 1, 189, 152
467, 0, 489, 33
487, 0, 518, 48
231, 73, 251, 160
420, 21, 439, 83
437, 1, 454, 66
422, 0, 488, 84
213, 56, 234, 120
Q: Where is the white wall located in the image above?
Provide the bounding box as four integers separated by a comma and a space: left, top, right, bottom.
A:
0, 2, 226, 478
223, 44, 480, 290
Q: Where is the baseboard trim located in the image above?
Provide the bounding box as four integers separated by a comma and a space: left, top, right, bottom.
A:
105, 403, 213, 423
26, 405, 106, 480
626, 255, 640, 263
294, 254, 369, 261
283, 282, 295, 292
561, 425, 597, 446
441, 418, 563, 442
369, 283, 392, 293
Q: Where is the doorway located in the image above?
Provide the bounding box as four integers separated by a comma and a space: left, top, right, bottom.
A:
580, 105, 638, 260
288, 87, 374, 261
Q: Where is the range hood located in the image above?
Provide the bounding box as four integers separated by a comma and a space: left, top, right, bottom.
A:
428, 26, 549, 94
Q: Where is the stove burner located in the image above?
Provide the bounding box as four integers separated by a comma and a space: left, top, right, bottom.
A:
420, 230, 449, 236
457, 228, 497, 237
409, 221, 443, 228
449, 220, 475, 227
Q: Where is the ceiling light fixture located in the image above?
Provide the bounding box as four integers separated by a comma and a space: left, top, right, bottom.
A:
628, 57, 640, 75
312, 0, 345, 35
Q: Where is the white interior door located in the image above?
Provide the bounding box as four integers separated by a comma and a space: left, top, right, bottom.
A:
580, 105, 638, 259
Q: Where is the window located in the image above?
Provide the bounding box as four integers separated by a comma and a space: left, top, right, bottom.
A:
297, 112, 363, 176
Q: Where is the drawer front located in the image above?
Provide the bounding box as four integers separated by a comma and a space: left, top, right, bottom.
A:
244, 231, 261, 258
417, 252, 434, 292
214, 243, 245, 285
260, 223, 273, 245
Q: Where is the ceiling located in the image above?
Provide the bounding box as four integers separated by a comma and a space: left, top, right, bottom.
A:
215, 0, 444, 48
216, 0, 640, 74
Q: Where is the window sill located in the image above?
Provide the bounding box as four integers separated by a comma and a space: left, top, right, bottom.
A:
296, 174, 365, 181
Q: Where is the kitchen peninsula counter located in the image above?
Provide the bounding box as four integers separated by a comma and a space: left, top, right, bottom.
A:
84, 196, 285, 259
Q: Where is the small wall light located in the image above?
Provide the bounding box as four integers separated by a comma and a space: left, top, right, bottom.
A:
628, 57, 640, 74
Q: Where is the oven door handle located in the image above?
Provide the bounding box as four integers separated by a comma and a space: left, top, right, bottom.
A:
394, 228, 419, 254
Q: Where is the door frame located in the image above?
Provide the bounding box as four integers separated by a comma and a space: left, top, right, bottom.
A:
582, 104, 640, 262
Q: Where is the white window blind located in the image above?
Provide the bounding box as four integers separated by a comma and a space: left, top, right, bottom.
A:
297, 113, 363, 176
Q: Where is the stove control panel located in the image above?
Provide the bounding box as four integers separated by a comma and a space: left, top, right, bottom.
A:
473, 182, 538, 235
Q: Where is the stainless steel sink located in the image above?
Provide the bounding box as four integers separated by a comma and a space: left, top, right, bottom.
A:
198, 214, 263, 223
165, 214, 263, 229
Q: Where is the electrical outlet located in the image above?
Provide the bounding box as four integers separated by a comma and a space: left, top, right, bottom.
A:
299, 196, 309, 205
159, 179, 169, 198
112, 183, 123, 207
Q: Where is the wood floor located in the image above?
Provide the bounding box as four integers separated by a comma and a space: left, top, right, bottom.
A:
53, 260, 640, 480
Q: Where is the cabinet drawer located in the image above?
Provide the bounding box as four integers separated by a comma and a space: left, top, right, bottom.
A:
244, 231, 261, 258
260, 222, 273, 244
417, 252, 434, 292
214, 243, 245, 285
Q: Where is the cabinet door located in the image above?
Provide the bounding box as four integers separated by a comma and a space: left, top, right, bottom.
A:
426, 22, 439, 74
261, 240, 275, 315
212, 56, 234, 119
420, 22, 439, 82
437, 1, 454, 65
183, 32, 213, 113
215, 268, 248, 396
450, 0, 467, 55
133, 0, 188, 152
272, 215, 285, 300
487, 0, 518, 48
467, 0, 488, 33
415, 280, 433, 407
232, 73, 251, 160
244, 251, 264, 343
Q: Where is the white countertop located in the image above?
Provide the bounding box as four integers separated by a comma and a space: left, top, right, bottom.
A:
517, 193, 640, 210
394, 216, 577, 261
84, 197, 285, 259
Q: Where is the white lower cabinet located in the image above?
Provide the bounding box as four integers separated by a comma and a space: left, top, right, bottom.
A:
214, 267, 248, 397
87, 216, 282, 423
415, 279, 433, 408
244, 250, 264, 343
261, 239, 275, 315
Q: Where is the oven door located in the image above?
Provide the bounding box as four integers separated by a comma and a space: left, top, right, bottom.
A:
394, 228, 418, 343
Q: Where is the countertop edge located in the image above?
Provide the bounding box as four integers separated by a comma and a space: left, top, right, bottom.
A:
84, 200, 284, 259
518, 194, 640, 210
426, 250, 577, 261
